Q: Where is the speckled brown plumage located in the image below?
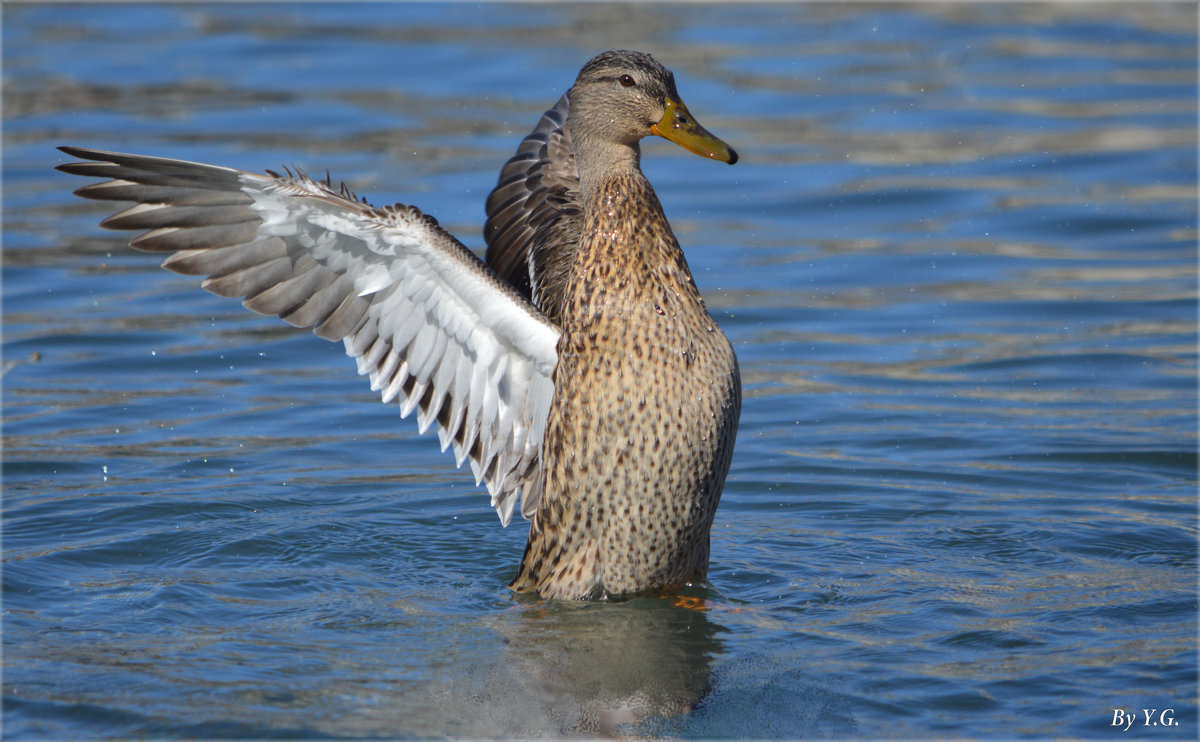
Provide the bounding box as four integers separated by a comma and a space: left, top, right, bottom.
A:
493, 51, 742, 599
57, 49, 741, 602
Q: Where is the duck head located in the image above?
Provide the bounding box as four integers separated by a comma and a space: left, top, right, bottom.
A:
568, 50, 738, 166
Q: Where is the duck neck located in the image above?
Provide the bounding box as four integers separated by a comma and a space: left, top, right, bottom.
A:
566, 139, 703, 324
574, 138, 645, 202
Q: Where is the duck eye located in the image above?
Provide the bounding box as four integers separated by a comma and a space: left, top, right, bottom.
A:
618, 74, 636, 88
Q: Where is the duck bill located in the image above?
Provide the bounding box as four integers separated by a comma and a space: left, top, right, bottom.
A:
651, 98, 739, 165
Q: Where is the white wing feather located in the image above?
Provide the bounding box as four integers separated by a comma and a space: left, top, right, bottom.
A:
58, 146, 559, 526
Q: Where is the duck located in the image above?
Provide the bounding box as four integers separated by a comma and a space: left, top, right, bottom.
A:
57, 49, 742, 601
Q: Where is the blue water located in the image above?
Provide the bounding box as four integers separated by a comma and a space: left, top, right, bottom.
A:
4, 3, 1197, 739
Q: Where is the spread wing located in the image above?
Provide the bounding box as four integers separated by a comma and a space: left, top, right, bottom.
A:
57, 145, 560, 526
483, 94, 581, 327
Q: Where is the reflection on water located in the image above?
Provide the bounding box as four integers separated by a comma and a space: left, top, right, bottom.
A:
4, 2, 1196, 738
493, 596, 723, 735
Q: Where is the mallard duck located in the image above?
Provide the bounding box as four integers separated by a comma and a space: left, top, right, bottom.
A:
57, 49, 741, 601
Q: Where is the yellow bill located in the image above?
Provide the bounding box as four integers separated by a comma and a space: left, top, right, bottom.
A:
650, 98, 738, 165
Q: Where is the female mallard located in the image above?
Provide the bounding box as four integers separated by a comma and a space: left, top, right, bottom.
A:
57, 49, 741, 601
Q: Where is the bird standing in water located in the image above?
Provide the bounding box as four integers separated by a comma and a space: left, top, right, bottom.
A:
58, 50, 741, 600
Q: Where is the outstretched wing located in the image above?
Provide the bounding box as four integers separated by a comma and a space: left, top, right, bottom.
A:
483, 94, 581, 327
57, 146, 560, 526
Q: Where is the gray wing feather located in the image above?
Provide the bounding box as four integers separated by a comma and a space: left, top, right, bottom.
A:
483, 94, 582, 324
57, 145, 559, 525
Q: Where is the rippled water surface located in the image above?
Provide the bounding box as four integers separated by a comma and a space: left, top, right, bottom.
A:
4, 3, 1197, 739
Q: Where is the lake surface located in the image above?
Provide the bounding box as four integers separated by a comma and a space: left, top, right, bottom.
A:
4, 3, 1197, 738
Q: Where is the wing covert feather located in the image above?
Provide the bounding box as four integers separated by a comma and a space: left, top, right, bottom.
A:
57, 146, 559, 525
483, 94, 582, 325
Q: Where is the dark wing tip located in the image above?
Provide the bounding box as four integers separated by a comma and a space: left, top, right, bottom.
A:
56, 145, 102, 174
56, 145, 113, 162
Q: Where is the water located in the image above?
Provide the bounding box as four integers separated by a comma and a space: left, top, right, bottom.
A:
4, 3, 1196, 738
